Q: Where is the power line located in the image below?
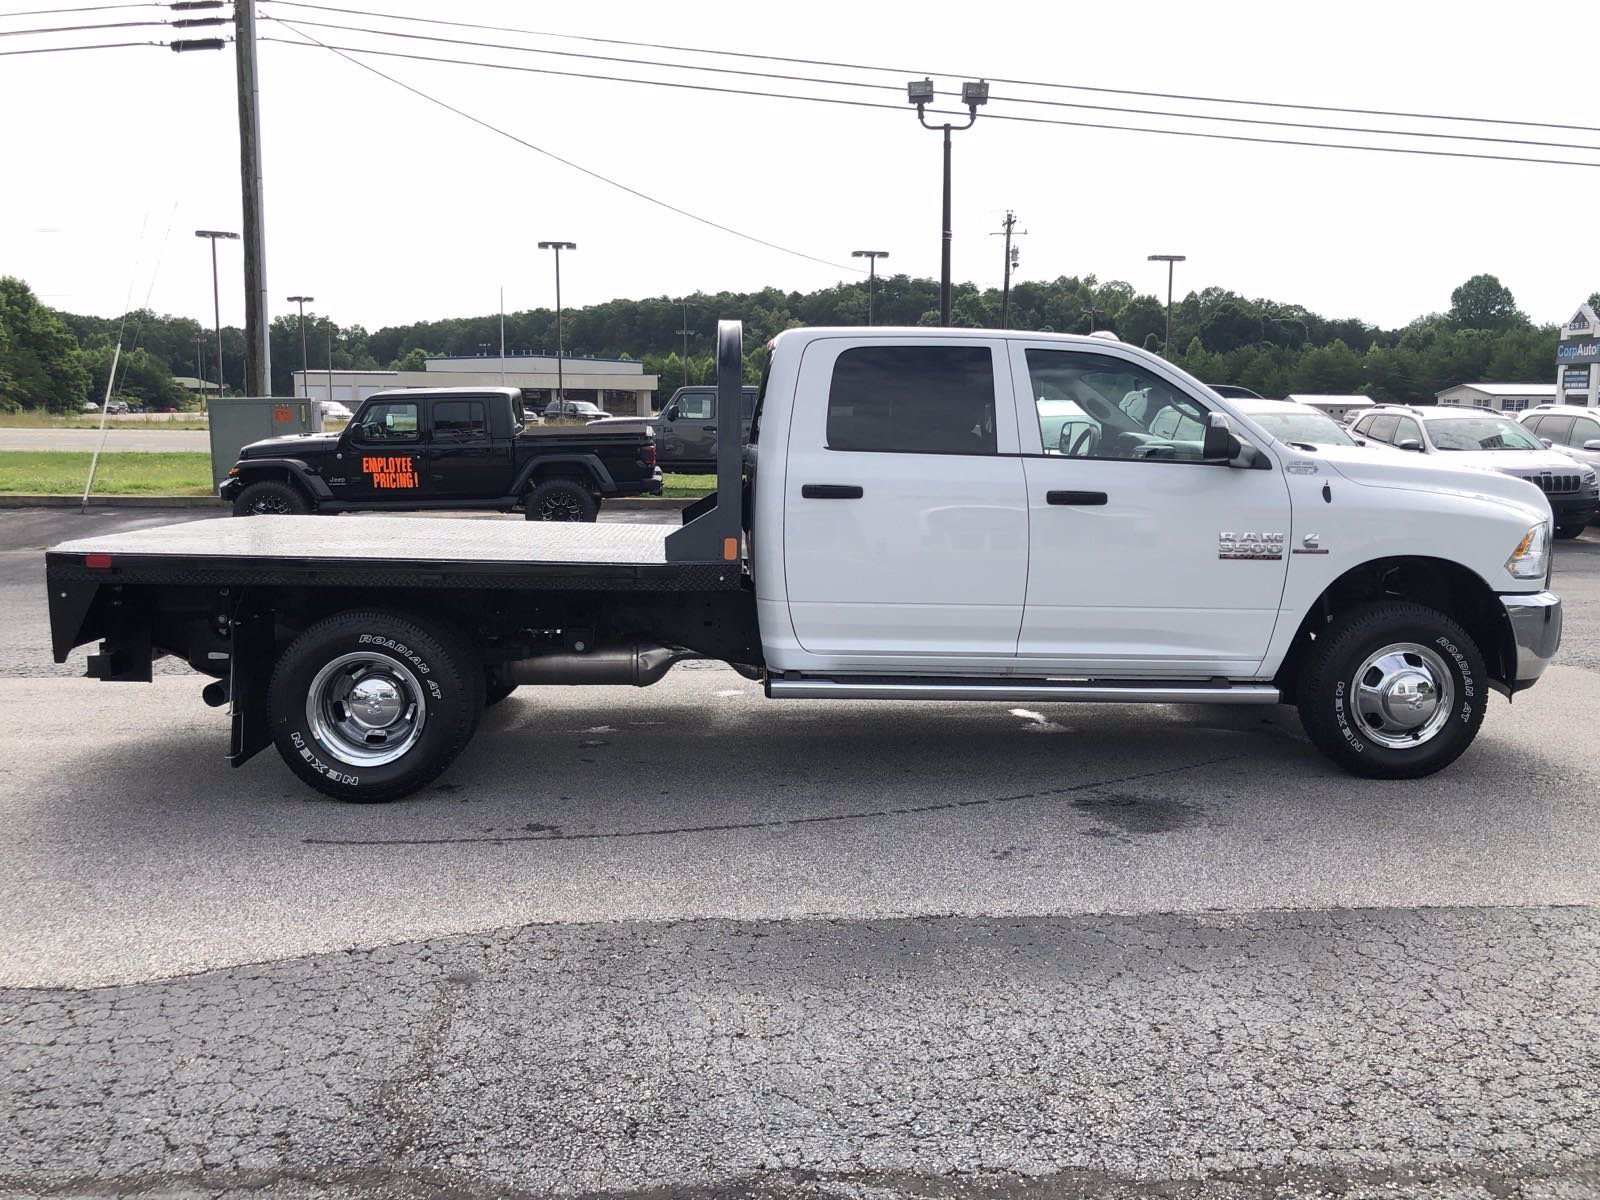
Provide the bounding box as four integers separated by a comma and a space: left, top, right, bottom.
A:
0, 36, 160, 52
265, 19, 863, 272
0, 17, 167, 33
258, 37, 1600, 170
0, 2, 158, 15
257, 13, 1600, 154
257, 0, 1600, 137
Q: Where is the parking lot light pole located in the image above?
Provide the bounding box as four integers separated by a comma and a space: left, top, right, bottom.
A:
851, 250, 890, 325
195, 230, 238, 395
538, 241, 577, 408
908, 78, 987, 327
1147, 253, 1187, 354
286, 295, 313, 398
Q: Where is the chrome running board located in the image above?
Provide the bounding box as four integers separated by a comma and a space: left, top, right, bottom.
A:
765, 677, 1280, 704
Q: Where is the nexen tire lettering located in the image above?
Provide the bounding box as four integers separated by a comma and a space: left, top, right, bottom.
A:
289, 731, 359, 787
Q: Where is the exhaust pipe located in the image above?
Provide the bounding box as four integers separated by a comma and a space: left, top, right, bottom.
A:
500, 642, 698, 688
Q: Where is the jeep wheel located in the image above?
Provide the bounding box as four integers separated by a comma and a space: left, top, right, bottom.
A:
1555, 522, 1586, 540
1295, 601, 1487, 780
267, 610, 484, 802
233, 480, 309, 517
525, 479, 599, 522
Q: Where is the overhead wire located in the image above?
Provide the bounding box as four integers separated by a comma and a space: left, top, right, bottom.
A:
257, 13, 1600, 154
0, 37, 163, 52
257, 36, 1600, 170
0, 17, 167, 33
0, 2, 158, 15
257, 0, 1600, 137
265, 18, 863, 272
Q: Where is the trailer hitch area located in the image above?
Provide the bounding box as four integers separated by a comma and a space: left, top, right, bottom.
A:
85, 630, 153, 683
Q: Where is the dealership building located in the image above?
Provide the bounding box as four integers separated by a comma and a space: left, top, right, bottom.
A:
1556, 303, 1600, 407
290, 353, 659, 416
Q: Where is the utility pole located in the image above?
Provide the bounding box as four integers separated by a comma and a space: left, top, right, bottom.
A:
676, 298, 694, 392
193, 334, 205, 400
325, 318, 334, 408
1147, 253, 1187, 355
1082, 304, 1105, 333
537, 241, 576, 408
286, 295, 313, 397
990, 212, 1026, 328
850, 251, 890, 325
194, 230, 237, 398
235, 0, 271, 395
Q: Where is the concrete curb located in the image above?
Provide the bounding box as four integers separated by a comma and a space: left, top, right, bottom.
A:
0, 494, 697, 512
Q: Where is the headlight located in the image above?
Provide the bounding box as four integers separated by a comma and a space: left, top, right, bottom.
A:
1506, 522, 1551, 580
1584, 469, 1597, 489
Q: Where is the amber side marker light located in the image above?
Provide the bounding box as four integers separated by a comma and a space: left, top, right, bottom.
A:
723, 537, 739, 561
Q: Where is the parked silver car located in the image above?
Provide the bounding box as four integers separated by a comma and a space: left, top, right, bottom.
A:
1519, 405, 1600, 470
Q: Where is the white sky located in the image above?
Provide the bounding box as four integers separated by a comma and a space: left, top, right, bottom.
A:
1, 0, 1591, 335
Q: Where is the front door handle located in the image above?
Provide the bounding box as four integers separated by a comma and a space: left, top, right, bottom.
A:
1046, 490, 1107, 506
801, 484, 864, 499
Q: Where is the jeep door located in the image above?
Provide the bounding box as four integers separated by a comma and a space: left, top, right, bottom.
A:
426, 398, 511, 499
339, 398, 425, 502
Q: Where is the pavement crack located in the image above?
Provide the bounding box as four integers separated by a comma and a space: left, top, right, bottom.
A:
374, 967, 477, 1156
301, 754, 1242, 848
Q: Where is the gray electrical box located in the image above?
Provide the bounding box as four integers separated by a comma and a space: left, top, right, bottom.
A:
206, 396, 324, 488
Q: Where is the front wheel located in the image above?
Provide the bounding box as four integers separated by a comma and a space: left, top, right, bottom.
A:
233, 480, 309, 516
1555, 522, 1587, 540
1295, 601, 1487, 779
525, 479, 599, 522
266, 610, 484, 802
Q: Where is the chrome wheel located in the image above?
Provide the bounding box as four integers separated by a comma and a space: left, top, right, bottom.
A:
305, 652, 427, 767
1348, 642, 1453, 750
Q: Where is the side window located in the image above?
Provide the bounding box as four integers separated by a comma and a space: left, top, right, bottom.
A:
1024, 349, 1212, 462
1366, 415, 1399, 444
1352, 415, 1373, 436
1394, 417, 1422, 446
1523, 415, 1545, 436
354, 401, 419, 443
827, 345, 996, 455
432, 400, 487, 441
1535, 415, 1573, 444
1570, 417, 1600, 448
675, 392, 714, 420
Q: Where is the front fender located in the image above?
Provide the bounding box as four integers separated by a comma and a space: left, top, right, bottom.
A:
233, 458, 334, 500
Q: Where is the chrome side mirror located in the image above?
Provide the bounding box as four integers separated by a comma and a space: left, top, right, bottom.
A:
1396, 438, 1423, 451
1584, 439, 1600, 452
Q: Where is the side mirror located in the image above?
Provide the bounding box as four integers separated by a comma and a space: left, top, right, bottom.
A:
1584, 440, 1600, 452
1396, 438, 1423, 451
1541, 438, 1555, 449
1202, 411, 1241, 464
662, 404, 678, 422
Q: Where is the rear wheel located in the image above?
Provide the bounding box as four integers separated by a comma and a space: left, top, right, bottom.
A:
525, 479, 599, 522
1295, 601, 1487, 779
267, 610, 484, 802
233, 479, 309, 516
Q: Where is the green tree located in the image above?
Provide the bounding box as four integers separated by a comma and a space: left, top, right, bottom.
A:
0, 276, 90, 411
1448, 274, 1523, 332
390, 347, 429, 372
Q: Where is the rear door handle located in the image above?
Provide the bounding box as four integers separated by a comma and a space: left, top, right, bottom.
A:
801, 484, 864, 500
1046, 490, 1107, 506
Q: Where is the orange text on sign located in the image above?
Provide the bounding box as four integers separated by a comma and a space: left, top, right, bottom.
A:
361, 456, 419, 489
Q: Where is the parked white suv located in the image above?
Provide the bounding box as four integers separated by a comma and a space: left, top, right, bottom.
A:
1351, 405, 1598, 537
1519, 405, 1600, 472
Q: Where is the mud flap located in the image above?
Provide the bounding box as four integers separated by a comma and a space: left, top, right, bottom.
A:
227, 605, 275, 768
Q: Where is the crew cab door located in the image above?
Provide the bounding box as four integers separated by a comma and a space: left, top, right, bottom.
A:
660, 389, 715, 468
1007, 343, 1291, 675
338, 398, 425, 501
783, 338, 1028, 658
426, 398, 510, 498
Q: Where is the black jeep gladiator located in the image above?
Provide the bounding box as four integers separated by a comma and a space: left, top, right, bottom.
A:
220, 387, 661, 521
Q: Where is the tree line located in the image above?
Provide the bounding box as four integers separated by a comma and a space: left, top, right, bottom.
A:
0, 270, 1588, 412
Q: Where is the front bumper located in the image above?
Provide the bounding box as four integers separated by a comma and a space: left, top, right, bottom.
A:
1502, 590, 1562, 692
1550, 491, 1599, 525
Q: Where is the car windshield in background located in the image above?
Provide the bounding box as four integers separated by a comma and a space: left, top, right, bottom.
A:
1425, 418, 1543, 451
1251, 412, 1356, 446
571, 402, 603, 415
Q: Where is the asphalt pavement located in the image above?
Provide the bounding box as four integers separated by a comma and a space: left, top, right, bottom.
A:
4, 507, 1600, 1198
0, 426, 211, 452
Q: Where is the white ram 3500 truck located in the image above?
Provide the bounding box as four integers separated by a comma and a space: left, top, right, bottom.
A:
46, 322, 1561, 801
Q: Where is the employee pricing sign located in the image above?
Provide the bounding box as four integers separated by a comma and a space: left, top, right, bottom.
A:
362, 455, 419, 489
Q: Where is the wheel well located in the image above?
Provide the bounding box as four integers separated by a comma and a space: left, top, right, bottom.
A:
238, 468, 312, 499
528, 466, 597, 491
1275, 556, 1515, 700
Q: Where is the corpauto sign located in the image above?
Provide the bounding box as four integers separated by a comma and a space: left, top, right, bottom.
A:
1556, 339, 1600, 363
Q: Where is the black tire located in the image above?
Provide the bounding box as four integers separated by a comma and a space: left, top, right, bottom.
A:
1555, 522, 1586, 540
1295, 601, 1487, 780
524, 479, 599, 522
484, 668, 518, 708
267, 610, 485, 802
233, 479, 310, 517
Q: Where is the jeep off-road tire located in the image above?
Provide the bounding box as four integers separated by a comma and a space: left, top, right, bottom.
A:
1295, 601, 1487, 780
524, 479, 599, 522
233, 479, 309, 516
267, 610, 485, 802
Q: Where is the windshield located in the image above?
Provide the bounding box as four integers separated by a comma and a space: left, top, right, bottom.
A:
1425, 417, 1543, 451
571, 401, 602, 415
1250, 411, 1356, 446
